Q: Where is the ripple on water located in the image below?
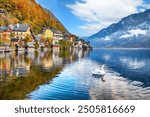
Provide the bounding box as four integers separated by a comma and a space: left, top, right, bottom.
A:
27, 58, 150, 100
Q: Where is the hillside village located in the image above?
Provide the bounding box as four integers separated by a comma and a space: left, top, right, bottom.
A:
0, 1, 91, 53
0, 22, 91, 52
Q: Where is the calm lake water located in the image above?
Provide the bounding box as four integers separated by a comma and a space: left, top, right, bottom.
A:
0, 49, 150, 100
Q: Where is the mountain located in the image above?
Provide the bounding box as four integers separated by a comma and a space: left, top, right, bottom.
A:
0, 0, 68, 34
80, 36, 89, 41
88, 9, 150, 48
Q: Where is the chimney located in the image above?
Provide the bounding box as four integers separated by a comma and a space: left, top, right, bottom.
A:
16, 23, 19, 28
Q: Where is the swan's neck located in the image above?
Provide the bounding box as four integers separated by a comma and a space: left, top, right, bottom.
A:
102, 65, 105, 71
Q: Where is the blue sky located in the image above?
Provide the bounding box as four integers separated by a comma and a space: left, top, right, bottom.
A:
36, 0, 150, 37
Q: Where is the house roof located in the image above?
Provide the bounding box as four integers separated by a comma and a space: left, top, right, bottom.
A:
34, 35, 42, 41
43, 27, 63, 34
0, 9, 6, 13
11, 38, 19, 42
12, 24, 30, 32
0, 26, 9, 31
52, 29, 63, 34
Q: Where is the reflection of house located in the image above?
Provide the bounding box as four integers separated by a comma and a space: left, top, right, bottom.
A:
11, 38, 19, 46
26, 40, 35, 51
42, 58, 53, 70
0, 26, 11, 46
52, 51, 63, 67
12, 24, 31, 40
52, 44, 60, 51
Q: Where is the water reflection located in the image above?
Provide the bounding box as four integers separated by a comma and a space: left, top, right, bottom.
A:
0, 48, 150, 100
28, 49, 150, 100
0, 49, 90, 99
90, 49, 150, 87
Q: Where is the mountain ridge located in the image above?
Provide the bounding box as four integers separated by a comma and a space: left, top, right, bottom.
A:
88, 9, 150, 48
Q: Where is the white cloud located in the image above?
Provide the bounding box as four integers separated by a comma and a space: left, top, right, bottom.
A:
120, 29, 147, 38
66, 0, 150, 35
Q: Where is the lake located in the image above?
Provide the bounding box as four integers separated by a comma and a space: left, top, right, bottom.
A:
0, 49, 150, 100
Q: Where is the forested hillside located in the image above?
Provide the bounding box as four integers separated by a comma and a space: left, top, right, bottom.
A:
0, 0, 67, 34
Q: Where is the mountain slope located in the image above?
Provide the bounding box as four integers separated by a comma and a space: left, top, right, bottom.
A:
0, 0, 68, 34
88, 9, 150, 48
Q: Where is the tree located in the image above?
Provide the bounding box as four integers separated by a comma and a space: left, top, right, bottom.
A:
34, 40, 39, 49
24, 34, 32, 44
59, 40, 72, 50
0, 0, 67, 34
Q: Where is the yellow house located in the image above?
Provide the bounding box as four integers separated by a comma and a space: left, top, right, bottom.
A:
12, 24, 31, 40
43, 28, 53, 39
0, 26, 11, 46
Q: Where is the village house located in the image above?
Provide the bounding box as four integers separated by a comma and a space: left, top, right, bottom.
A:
43, 28, 64, 44
65, 34, 76, 43
43, 28, 53, 39
34, 34, 45, 49
0, 26, 11, 46
74, 39, 83, 48
52, 30, 64, 50
43, 28, 64, 50
52, 30, 63, 44
12, 24, 31, 40
0, 9, 6, 14
11, 24, 32, 48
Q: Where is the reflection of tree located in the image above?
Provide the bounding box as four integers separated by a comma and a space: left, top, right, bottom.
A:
0, 65, 62, 99
0, 49, 91, 99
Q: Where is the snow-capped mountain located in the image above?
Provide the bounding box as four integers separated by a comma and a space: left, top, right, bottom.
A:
88, 9, 150, 48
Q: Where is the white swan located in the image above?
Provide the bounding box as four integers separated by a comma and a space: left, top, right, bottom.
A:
92, 65, 106, 76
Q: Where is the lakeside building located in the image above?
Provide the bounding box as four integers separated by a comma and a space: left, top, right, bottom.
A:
0, 9, 6, 14
52, 30, 63, 44
43, 28, 53, 39
0, 26, 11, 46
12, 24, 31, 40
43, 28, 64, 44
11, 24, 33, 48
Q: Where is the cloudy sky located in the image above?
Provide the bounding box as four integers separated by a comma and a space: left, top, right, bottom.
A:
36, 0, 150, 37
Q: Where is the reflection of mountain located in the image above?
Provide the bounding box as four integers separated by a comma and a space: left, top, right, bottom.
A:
119, 58, 145, 69
90, 49, 150, 87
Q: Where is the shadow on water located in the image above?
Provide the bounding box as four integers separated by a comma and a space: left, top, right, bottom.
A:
92, 74, 106, 82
